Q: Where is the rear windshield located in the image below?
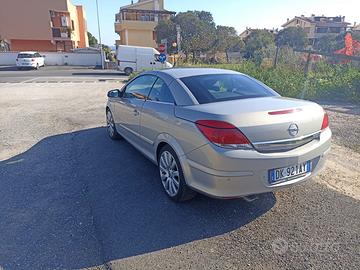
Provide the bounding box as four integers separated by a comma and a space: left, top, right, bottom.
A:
181, 74, 277, 104
17, 54, 35, 58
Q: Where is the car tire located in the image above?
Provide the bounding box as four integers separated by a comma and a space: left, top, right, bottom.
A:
35, 63, 40, 70
106, 109, 122, 140
158, 145, 196, 202
124, 67, 133, 76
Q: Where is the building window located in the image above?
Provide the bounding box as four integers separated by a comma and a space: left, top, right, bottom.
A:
71, 20, 75, 30
316, 27, 328, 33
52, 28, 61, 38
329, 27, 341, 33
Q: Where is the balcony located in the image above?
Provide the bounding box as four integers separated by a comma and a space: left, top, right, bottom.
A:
115, 8, 175, 23
52, 27, 71, 39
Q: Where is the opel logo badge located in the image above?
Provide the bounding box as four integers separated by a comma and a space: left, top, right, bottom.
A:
288, 123, 299, 136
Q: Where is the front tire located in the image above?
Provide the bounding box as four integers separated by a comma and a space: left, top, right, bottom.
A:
106, 109, 122, 140
35, 63, 40, 70
158, 145, 196, 202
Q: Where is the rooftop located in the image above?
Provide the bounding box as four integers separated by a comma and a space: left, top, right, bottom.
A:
283, 15, 350, 27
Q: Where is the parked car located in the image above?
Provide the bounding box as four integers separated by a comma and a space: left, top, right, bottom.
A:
117, 45, 172, 75
16, 51, 45, 70
106, 68, 331, 202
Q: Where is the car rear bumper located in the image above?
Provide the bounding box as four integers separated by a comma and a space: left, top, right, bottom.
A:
16, 63, 37, 68
180, 128, 331, 198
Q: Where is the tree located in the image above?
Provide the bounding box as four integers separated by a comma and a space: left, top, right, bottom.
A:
88, 32, 98, 47
193, 11, 216, 27
102, 45, 114, 62
173, 11, 217, 61
0, 35, 10, 52
215, 26, 242, 62
244, 29, 275, 65
273, 27, 308, 67
154, 19, 177, 52
316, 32, 360, 54
276, 27, 308, 49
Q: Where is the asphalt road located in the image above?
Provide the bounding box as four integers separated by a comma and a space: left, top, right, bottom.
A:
0, 66, 127, 83
0, 82, 359, 270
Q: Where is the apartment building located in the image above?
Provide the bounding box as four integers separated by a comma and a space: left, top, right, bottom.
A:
114, 0, 175, 48
282, 15, 350, 45
0, 0, 89, 52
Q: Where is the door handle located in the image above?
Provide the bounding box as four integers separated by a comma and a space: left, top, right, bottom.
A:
133, 109, 139, 116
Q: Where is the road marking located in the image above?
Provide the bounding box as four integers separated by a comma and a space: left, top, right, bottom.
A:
20, 77, 40, 83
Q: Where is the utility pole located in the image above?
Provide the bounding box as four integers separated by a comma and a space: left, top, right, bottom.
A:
96, 0, 104, 69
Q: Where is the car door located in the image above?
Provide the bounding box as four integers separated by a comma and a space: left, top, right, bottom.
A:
34, 53, 40, 65
140, 77, 176, 154
37, 53, 45, 66
113, 75, 157, 140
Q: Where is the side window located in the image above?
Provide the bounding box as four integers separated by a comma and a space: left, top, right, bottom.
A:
123, 75, 157, 100
148, 78, 175, 104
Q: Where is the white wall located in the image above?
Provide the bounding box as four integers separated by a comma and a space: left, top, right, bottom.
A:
0, 52, 103, 66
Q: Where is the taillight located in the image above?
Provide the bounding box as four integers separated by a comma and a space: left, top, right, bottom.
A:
195, 120, 252, 150
321, 110, 329, 131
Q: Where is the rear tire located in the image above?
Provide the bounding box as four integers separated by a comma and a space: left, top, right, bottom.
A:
124, 67, 133, 76
106, 109, 122, 140
158, 145, 196, 202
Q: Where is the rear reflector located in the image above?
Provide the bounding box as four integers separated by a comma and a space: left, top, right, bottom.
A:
195, 120, 252, 150
321, 110, 329, 130
268, 108, 302, 115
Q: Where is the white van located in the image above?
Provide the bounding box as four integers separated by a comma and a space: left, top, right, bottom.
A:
117, 45, 173, 75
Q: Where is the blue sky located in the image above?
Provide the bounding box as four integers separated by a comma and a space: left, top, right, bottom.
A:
73, 0, 359, 46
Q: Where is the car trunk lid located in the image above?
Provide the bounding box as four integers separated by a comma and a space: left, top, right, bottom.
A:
175, 97, 325, 152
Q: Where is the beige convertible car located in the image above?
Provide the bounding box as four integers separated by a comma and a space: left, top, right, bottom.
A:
106, 68, 331, 202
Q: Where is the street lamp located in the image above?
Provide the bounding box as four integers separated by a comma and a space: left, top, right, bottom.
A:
96, 0, 104, 69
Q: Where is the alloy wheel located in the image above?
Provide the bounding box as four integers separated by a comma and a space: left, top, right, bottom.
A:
159, 151, 180, 197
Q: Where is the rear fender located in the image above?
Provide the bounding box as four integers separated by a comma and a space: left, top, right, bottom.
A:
155, 133, 192, 185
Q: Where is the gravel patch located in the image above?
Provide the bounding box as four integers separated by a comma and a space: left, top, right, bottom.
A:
322, 102, 360, 153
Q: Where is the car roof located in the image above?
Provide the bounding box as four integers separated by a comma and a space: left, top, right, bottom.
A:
154, 68, 241, 79
18, 51, 38, 54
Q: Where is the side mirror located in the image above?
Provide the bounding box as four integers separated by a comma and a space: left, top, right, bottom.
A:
107, 89, 121, 98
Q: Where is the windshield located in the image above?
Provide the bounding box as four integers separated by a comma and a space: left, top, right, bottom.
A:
181, 74, 278, 104
17, 53, 36, 58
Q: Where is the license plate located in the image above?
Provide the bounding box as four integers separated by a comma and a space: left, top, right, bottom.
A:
269, 161, 311, 184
